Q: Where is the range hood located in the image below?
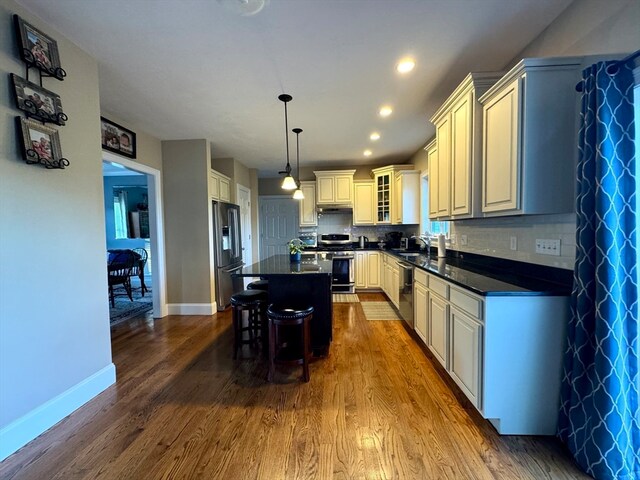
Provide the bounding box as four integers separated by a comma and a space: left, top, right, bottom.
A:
317, 205, 353, 214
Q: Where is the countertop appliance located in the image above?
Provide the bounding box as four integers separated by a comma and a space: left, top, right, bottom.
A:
397, 260, 414, 328
317, 233, 354, 293
212, 200, 244, 310
358, 235, 368, 248
385, 231, 403, 249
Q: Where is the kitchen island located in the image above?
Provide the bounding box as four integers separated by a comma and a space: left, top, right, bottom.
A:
233, 254, 333, 356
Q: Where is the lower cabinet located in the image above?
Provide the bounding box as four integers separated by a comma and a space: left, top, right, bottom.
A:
414, 281, 428, 343
355, 251, 382, 289
427, 292, 449, 369
449, 306, 482, 408
411, 269, 569, 435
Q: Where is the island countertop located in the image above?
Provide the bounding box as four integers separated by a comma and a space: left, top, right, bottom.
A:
234, 254, 333, 277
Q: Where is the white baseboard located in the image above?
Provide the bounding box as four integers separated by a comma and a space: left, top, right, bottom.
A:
167, 302, 217, 315
0, 363, 116, 461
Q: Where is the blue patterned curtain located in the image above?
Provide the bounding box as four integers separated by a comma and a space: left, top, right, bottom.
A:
558, 61, 639, 480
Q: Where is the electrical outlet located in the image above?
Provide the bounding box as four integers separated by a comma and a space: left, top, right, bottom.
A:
535, 239, 561, 256
510, 236, 517, 251
460, 235, 468, 246
450, 233, 457, 245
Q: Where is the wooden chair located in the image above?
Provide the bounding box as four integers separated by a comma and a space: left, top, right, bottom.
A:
108, 251, 136, 307
131, 248, 149, 296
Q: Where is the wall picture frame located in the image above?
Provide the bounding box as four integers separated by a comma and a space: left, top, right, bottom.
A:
101, 117, 136, 159
17, 117, 68, 169
14, 15, 65, 80
11, 74, 66, 125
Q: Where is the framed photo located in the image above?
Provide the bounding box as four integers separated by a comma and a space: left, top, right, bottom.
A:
101, 117, 136, 159
14, 15, 65, 80
17, 117, 68, 169
11, 74, 66, 125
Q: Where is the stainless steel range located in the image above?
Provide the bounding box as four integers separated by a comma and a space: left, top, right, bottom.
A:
316, 233, 355, 293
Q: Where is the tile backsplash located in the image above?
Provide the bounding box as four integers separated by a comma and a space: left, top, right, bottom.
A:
450, 213, 576, 270
299, 213, 417, 242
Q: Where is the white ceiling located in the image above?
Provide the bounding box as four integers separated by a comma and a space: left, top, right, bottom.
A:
18, 0, 573, 176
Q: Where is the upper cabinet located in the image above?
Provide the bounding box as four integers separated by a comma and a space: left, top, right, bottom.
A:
425, 139, 438, 218
393, 170, 421, 225
298, 181, 318, 226
314, 170, 355, 205
209, 169, 231, 202
371, 165, 415, 225
479, 57, 583, 216
429, 72, 502, 220
353, 180, 375, 225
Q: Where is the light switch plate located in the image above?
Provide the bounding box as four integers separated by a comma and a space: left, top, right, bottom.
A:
450, 233, 457, 245
460, 235, 468, 246
535, 239, 561, 256
510, 236, 517, 251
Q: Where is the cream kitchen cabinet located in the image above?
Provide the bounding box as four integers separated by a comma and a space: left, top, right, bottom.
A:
425, 140, 438, 218
371, 165, 414, 225
298, 181, 317, 226
393, 170, 420, 225
427, 287, 449, 369
429, 72, 502, 220
209, 169, 231, 202
479, 57, 583, 216
353, 181, 375, 225
314, 170, 355, 205
450, 305, 482, 408
355, 251, 381, 289
413, 269, 429, 343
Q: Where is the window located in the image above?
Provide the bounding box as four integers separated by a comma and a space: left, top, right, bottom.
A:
113, 189, 129, 239
420, 173, 449, 238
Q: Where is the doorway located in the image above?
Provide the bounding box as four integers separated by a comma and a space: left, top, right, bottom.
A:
259, 196, 299, 259
102, 152, 167, 319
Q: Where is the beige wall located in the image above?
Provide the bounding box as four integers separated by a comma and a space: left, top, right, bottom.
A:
162, 139, 214, 305
0, 0, 114, 456
250, 168, 260, 264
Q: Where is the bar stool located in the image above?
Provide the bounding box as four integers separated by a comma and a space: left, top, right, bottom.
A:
230, 289, 267, 359
266, 304, 314, 382
247, 279, 269, 291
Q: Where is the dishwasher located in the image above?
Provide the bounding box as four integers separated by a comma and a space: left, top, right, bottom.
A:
397, 261, 414, 328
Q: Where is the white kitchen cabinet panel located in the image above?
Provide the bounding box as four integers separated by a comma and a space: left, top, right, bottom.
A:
428, 292, 449, 369
393, 170, 420, 225
479, 57, 583, 216
209, 169, 232, 202
355, 251, 367, 288
425, 140, 438, 219
298, 181, 317, 226
450, 306, 482, 409
435, 118, 451, 218
367, 252, 381, 288
314, 170, 355, 205
414, 281, 428, 344
353, 181, 375, 225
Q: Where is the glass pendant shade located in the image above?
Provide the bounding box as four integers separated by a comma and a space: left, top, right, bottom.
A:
281, 175, 297, 190
293, 187, 305, 200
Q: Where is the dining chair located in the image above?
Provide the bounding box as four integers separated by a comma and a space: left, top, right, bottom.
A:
131, 247, 149, 296
108, 250, 136, 307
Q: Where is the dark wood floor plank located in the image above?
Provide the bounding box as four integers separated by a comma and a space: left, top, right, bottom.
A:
0, 299, 590, 480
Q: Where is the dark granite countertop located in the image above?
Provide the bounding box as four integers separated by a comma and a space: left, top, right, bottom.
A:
234, 254, 333, 277
359, 248, 572, 297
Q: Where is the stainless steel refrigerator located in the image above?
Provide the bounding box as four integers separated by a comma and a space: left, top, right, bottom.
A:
212, 200, 244, 310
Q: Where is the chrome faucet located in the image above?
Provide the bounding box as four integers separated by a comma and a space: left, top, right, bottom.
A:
411, 234, 431, 252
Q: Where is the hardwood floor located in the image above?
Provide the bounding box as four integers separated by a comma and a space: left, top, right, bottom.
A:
0, 294, 589, 479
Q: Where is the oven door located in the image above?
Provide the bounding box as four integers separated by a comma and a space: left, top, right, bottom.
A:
332, 256, 354, 293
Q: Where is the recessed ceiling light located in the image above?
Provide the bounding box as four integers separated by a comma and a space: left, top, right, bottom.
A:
379, 106, 393, 117
396, 57, 415, 74
363, 149, 373, 157
370, 132, 380, 141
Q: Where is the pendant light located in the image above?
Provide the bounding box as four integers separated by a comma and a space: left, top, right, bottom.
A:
292, 127, 305, 200
278, 94, 297, 190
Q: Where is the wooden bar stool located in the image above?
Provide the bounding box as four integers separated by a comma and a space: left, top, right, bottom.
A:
266, 304, 314, 382
230, 289, 267, 359
247, 279, 269, 291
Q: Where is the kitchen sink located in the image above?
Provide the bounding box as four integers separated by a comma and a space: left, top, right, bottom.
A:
398, 252, 425, 261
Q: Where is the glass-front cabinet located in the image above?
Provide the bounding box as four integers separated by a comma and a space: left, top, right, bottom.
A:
371, 165, 414, 225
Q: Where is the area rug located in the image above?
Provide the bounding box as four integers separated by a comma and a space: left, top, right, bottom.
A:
360, 301, 401, 320
332, 294, 360, 303
110, 289, 152, 326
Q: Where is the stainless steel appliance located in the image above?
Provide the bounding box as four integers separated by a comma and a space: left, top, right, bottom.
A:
212, 200, 244, 310
317, 233, 355, 293
358, 235, 368, 248
397, 260, 414, 328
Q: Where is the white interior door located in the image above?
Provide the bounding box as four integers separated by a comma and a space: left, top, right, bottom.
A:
259, 196, 299, 260
237, 185, 252, 265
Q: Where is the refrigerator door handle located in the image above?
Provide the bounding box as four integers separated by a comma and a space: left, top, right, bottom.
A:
222, 263, 245, 273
